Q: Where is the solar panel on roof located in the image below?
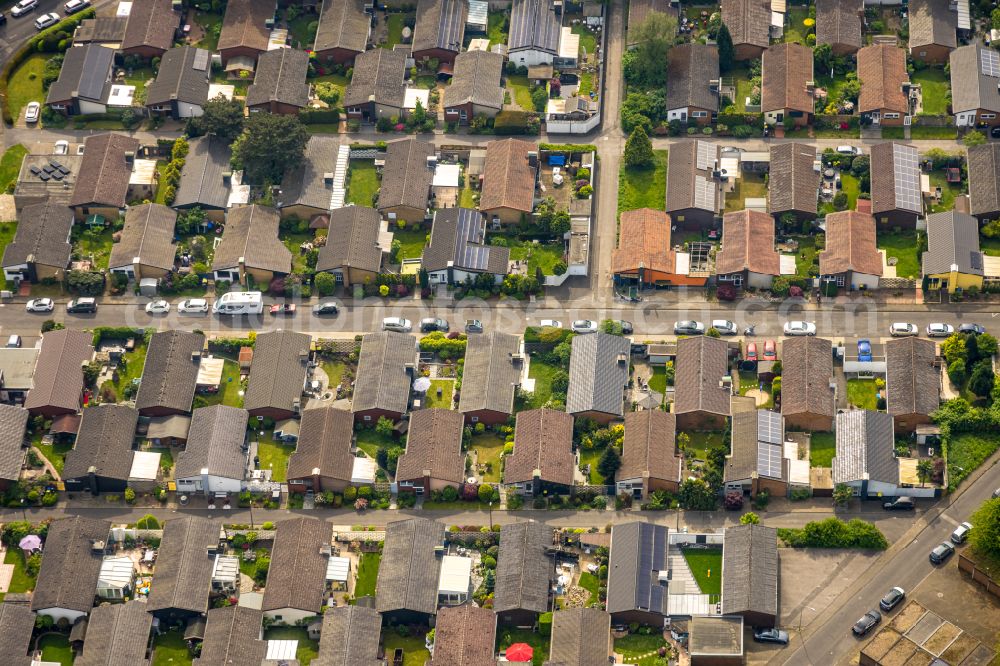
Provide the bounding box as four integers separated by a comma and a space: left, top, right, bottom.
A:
757, 411, 783, 445
971, 252, 983, 270
982, 48, 1000, 78
696, 141, 717, 171
693, 176, 716, 211
892, 144, 921, 213
193, 49, 210, 72
757, 442, 783, 478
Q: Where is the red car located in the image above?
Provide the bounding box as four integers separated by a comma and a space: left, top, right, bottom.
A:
745, 342, 758, 361
269, 303, 296, 316
763, 340, 777, 361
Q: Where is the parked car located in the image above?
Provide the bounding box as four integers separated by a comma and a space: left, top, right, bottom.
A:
25, 298, 54, 312
382, 317, 412, 333
63, 0, 90, 14
269, 303, 296, 316
951, 522, 973, 545
420, 317, 449, 333
674, 320, 705, 335
889, 322, 918, 337
465, 319, 484, 333
6, 335, 22, 348
959, 323, 986, 335
24, 102, 40, 123
11, 0, 38, 17
993, 126, 1000, 139
0, 12, 6, 25
994, 487, 1000, 499
539, 319, 562, 329
177, 298, 209, 314
66, 297, 96, 314
883, 496, 915, 511
711, 319, 738, 335
571, 320, 598, 334
837, 145, 863, 156
312, 302, 339, 316
929, 541, 955, 564
879, 587, 905, 612
763, 340, 777, 361
745, 342, 758, 361
753, 628, 789, 645
858, 339, 872, 362
852, 610, 881, 636
783, 320, 817, 336
145, 300, 170, 315
926, 323, 954, 338
34, 12, 60, 30
614, 320, 634, 335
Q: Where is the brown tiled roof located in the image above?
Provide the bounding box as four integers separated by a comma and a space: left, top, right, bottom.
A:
885, 337, 940, 419
761, 43, 814, 115
134, 330, 204, 414
908, 0, 957, 51
108, 203, 178, 273
967, 143, 1000, 217
121, 0, 179, 53
619, 410, 680, 484
243, 329, 311, 415
444, 50, 505, 111
314, 0, 370, 56
246, 48, 311, 109
547, 608, 612, 666
379, 139, 435, 214
413, 0, 467, 55
395, 408, 465, 484
0, 405, 28, 483
70, 133, 141, 208
612, 209, 675, 275
665, 43, 720, 113
820, 210, 883, 277
857, 44, 909, 115
344, 48, 408, 109
505, 408, 575, 486
24, 329, 93, 414
352, 332, 417, 415
720, 524, 779, 618
665, 140, 720, 214
495, 522, 554, 615
479, 139, 537, 214
314, 605, 383, 666
673, 336, 731, 418
768, 142, 818, 217
0, 600, 36, 666
1, 199, 73, 271
218, 0, 272, 54
780, 337, 835, 421
720, 0, 770, 50
146, 516, 220, 616
716, 210, 780, 276
725, 409, 785, 483
815, 0, 863, 52
286, 407, 355, 484
211, 205, 292, 275
75, 600, 152, 666
261, 517, 330, 615
431, 604, 497, 666
566, 333, 631, 418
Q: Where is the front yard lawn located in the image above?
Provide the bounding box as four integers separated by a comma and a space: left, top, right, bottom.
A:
354, 428, 397, 461
913, 67, 950, 115
682, 547, 723, 596
618, 150, 667, 215
0, 144, 28, 194
508, 240, 564, 275
789, 234, 819, 280
578, 446, 605, 484
647, 365, 669, 395
847, 378, 879, 411
810, 431, 836, 467
878, 231, 923, 279
426, 379, 454, 408
725, 172, 768, 212
257, 431, 293, 482
947, 432, 1000, 491
101, 340, 148, 403
615, 634, 668, 666
152, 629, 191, 666
354, 552, 380, 599
525, 357, 561, 408
498, 629, 549, 666
728, 67, 756, 112
38, 634, 75, 666
0, 222, 16, 290
469, 432, 505, 483
383, 631, 430, 666
263, 626, 319, 665
682, 431, 726, 463
393, 227, 428, 261
347, 161, 379, 207
34, 430, 72, 475
72, 226, 115, 271
7, 53, 47, 124
507, 74, 535, 111
283, 231, 316, 274
928, 171, 963, 214
577, 571, 601, 606
4, 548, 36, 593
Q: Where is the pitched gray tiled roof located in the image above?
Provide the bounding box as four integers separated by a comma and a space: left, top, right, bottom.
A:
431, 603, 497, 666
0, 404, 28, 483
352, 332, 417, 415
379, 139, 435, 215
546, 608, 612, 666
286, 407, 355, 484
376, 517, 445, 616
279, 135, 339, 214
121, 0, 178, 54
909, 0, 956, 51
314, 605, 383, 666
262, 517, 330, 614
505, 408, 575, 486
134, 331, 204, 414
494, 522, 554, 615
23, 329, 93, 414
619, 410, 680, 484
833, 409, 898, 485
665, 140, 720, 214
175, 405, 249, 481
768, 143, 818, 216
665, 43, 720, 114
509, 0, 560, 55
0, 600, 36, 666
457, 332, 521, 417
194, 606, 266, 666
74, 16, 127, 45
413, 0, 467, 55
314, 0, 370, 56
870, 141, 922, 215
566, 332, 630, 418
780, 336, 835, 421
422, 207, 509, 274
720, 0, 771, 50
63, 405, 138, 482
31, 516, 111, 614
721, 524, 778, 617
950, 44, 1000, 115
146, 516, 220, 615
607, 522, 669, 616
673, 336, 731, 417
211, 205, 292, 275
395, 408, 466, 484
922, 211, 983, 276
76, 600, 153, 666
108, 203, 178, 273
244, 329, 311, 415
46, 44, 113, 105
885, 337, 940, 419
218, 0, 272, 54
146, 46, 211, 108
315, 206, 384, 274
725, 409, 785, 483
444, 50, 505, 112
815, 0, 863, 52
344, 48, 408, 109
174, 136, 232, 210
70, 133, 142, 208
1, 199, 73, 271
967, 143, 1000, 217
246, 48, 311, 109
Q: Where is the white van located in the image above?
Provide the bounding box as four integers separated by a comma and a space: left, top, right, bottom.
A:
212, 291, 263, 315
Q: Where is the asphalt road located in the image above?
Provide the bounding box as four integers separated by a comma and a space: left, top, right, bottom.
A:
0, 0, 114, 60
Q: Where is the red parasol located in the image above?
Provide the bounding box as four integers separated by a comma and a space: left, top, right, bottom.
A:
505, 643, 534, 662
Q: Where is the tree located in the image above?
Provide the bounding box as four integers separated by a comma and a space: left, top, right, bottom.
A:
813, 42, 834, 75
531, 86, 549, 112
978, 333, 998, 357
948, 359, 967, 387
740, 512, 760, 525
969, 360, 995, 398
375, 416, 395, 437
597, 446, 622, 482
706, 327, 721, 338
964, 130, 987, 147
678, 478, 716, 510
941, 334, 968, 366
716, 22, 734, 72
624, 125, 654, 167
969, 497, 1000, 561
232, 113, 310, 184
314, 81, 341, 106
187, 95, 245, 141
314, 271, 335, 296
478, 484, 494, 502
916, 459, 934, 487
600, 319, 624, 336
627, 11, 678, 89
832, 483, 853, 507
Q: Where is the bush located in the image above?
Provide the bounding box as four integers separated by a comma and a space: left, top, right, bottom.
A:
124, 487, 136, 504
441, 486, 459, 502
778, 518, 888, 549
539, 611, 553, 636
136, 514, 160, 530
314, 271, 336, 296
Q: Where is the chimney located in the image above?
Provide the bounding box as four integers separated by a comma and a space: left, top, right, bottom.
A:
617, 352, 628, 365
709, 79, 720, 93
223, 171, 232, 184
527, 151, 538, 168
87, 465, 98, 495
323, 172, 334, 184
293, 398, 301, 414
191, 350, 202, 361
124, 151, 135, 165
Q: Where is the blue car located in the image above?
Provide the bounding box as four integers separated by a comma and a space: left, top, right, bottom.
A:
858, 339, 872, 362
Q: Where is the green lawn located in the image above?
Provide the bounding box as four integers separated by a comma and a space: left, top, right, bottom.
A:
885, 125, 958, 140
287, 13, 318, 49
283, 231, 316, 274
507, 74, 535, 111
38, 634, 74, 666
728, 66, 757, 111
681, 547, 723, 596
647, 365, 668, 395
153, 629, 191, 666
311, 73, 349, 98
426, 379, 454, 408
725, 172, 768, 212
573, 23, 598, 55
810, 431, 836, 468
72, 226, 115, 272
354, 552, 380, 599
321, 359, 346, 388
0, 144, 28, 194
577, 571, 601, 606
257, 431, 293, 482
947, 432, 1000, 491
819, 174, 860, 216
912, 67, 950, 115
7, 53, 47, 124
618, 150, 667, 215
383, 13, 411, 48
34, 432, 72, 475
983, 236, 1000, 257
347, 161, 380, 207
578, 70, 594, 98
0, 222, 16, 290
682, 431, 726, 463
579, 447, 605, 484
394, 228, 428, 261
487, 12, 508, 47
508, 240, 564, 276
783, 6, 811, 44
526, 357, 561, 408
4, 548, 36, 593
469, 432, 504, 483
263, 626, 318, 665
154, 161, 171, 205
354, 428, 396, 462
846, 378, 879, 411
928, 171, 963, 214
383, 631, 429, 666
878, 231, 922, 279
615, 634, 668, 665
101, 341, 148, 403
194, 12, 223, 51
198, 359, 244, 408
498, 628, 550, 666
789, 234, 819, 279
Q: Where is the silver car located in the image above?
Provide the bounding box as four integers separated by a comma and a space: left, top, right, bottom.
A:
890, 322, 918, 337
926, 323, 954, 338
571, 320, 598, 334
711, 319, 739, 335
382, 317, 412, 333
783, 320, 816, 336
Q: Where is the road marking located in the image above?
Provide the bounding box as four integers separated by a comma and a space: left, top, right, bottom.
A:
938, 513, 960, 528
